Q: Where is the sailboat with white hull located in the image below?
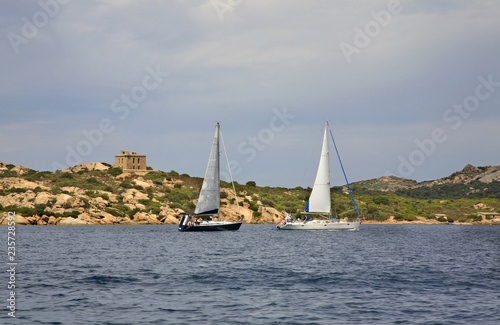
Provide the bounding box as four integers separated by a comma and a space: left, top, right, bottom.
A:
277, 121, 361, 231
178, 122, 243, 232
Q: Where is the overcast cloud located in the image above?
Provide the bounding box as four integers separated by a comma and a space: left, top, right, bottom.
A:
1, 0, 499, 187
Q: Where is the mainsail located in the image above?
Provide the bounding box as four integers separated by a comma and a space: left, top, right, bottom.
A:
194, 123, 220, 215
305, 121, 331, 215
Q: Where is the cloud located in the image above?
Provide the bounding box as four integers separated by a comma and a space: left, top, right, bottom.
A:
0, 0, 499, 187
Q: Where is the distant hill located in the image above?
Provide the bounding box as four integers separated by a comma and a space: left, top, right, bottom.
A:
348, 164, 500, 199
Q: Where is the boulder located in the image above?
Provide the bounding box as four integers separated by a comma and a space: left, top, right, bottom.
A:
55, 194, 73, 207
10, 214, 30, 225
134, 178, 153, 189
123, 189, 149, 204
48, 216, 57, 225
90, 197, 109, 209
34, 192, 53, 205
0, 194, 21, 207
77, 213, 92, 223
64, 162, 110, 173
11, 165, 30, 175
58, 217, 76, 225
25, 216, 39, 225
163, 215, 179, 224
58, 217, 88, 225
134, 212, 161, 224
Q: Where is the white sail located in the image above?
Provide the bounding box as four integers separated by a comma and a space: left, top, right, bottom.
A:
194, 123, 220, 215
305, 121, 331, 215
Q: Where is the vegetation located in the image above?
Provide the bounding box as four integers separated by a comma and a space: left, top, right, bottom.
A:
1, 162, 499, 224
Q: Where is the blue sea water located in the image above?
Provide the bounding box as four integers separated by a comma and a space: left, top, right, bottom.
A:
1, 224, 499, 325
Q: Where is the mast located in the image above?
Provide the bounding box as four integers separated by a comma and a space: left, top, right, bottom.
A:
304, 121, 331, 215
216, 122, 221, 220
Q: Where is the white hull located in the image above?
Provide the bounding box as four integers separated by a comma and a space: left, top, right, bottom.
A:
276, 220, 360, 231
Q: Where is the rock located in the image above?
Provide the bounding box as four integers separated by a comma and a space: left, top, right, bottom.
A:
26, 216, 39, 225
116, 173, 133, 180
11, 165, 30, 175
473, 203, 488, 210
77, 213, 92, 222
134, 178, 153, 189
64, 162, 110, 173
89, 211, 117, 225
34, 192, 54, 205
163, 215, 179, 224
123, 189, 149, 204
58, 217, 88, 225
133, 212, 161, 224
0, 213, 30, 225
55, 194, 73, 207
13, 214, 30, 225
61, 187, 86, 195
90, 197, 109, 209
118, 216, 135, 225
58, 217, 76, 225
0, 177, 49, 190
0, 194, 21, 207
48, 216, 57, 225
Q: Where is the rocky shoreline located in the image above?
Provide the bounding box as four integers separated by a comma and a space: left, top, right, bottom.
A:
2, 213, 498, 226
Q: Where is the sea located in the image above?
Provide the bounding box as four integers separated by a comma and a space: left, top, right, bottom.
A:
1, 224, 499, 325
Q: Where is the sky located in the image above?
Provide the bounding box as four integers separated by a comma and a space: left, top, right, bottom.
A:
1, 0, 499, 188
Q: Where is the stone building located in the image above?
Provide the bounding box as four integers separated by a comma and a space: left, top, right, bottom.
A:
114, 150, 147, 172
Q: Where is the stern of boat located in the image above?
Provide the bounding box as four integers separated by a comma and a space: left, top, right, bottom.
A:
178, 214, 191, 232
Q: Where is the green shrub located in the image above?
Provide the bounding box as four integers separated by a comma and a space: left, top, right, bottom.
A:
108, 167, 123, 176
138, 199, 162, 215
144, 171, 166, 185
105, 207, 125, 218
404, 215, 416, 222
120, 181, 133, 189
0, 170, 17, 177
59, 172, 73, 179
373, 196, 390, 205
129, 208, 141, 219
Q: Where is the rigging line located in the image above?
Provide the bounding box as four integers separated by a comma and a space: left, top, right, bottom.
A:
329, 129, 361, 219
219, 127, 242, 219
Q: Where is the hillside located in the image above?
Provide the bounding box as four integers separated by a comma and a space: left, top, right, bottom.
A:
349, 164, 500, 198
0, 162, 499, 225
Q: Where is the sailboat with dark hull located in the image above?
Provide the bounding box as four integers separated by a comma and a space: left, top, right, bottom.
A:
178, 123, 242, 232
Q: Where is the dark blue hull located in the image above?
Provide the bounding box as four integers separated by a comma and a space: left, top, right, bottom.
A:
178, 222, 242, 232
